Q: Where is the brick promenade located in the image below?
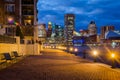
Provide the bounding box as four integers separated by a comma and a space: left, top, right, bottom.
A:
0, 49, 120, 80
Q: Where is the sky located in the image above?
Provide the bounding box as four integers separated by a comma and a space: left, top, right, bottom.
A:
37, 0, 120, 33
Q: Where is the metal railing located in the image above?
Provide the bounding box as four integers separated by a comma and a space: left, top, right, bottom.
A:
0, 35, 16, 43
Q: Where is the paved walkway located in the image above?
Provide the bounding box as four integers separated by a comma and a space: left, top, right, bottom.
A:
0, 49, 120, 80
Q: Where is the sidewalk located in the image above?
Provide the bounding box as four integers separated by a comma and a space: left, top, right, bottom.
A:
0, 49, 120, 80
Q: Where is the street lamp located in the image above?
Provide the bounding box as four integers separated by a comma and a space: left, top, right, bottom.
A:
69, 47, 73, 53
111, 53, 116, 68
93, 50, 98, 62
74, 48, 78, 56
8, 17, 14, 23
74, 48, 78, 52
93, 51, 97, 56
69, 47, 74, 53
111, 53, 115, 58
69, 47, 73, 51
8, 17, 14, 37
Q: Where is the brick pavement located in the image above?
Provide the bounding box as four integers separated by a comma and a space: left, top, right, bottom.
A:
0, 49, 120, 80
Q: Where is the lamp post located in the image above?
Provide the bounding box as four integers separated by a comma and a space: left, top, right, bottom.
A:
93, 50, 98, 62
74, 48, 78, 55
69, 47, 73, 53
74, 48, 78, 52
111, 53, 115, 68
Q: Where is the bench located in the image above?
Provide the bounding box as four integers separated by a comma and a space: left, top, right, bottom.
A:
0, 52, 24, 69
11, 51, 24, 62
3, 53, 16, 63
11, 51, 20, 57
0, 54, 7, 69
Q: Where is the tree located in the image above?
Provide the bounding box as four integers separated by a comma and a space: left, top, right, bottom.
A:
16, 25, 24, 39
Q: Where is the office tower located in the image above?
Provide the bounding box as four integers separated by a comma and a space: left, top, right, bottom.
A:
38, 24, 46, 38
54, 24, 64, 44
64, 14, 75, 46
47, 22, 52, 37
88, 21, 97, 36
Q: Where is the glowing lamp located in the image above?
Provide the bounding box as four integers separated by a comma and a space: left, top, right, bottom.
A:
111, 53, 115, 58
8, 17, 14, 24
74, 48, 78, 52
69, 47, 73, 51
93, 50, 98, 56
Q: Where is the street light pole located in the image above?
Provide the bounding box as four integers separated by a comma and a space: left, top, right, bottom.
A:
93, 50, 98, 62
111, 53, 115, 68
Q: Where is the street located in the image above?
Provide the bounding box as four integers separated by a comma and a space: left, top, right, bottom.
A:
0, 49, 120, 80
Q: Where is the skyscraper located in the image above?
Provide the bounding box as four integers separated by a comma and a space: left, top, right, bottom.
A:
54, 24, 64, 44
38, 24, 46, 38
64, 14, 75, 46
88, 21, 97, 36
47, 22, 52, 37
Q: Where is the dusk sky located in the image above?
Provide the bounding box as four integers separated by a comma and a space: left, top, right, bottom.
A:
37, 0, 120, 33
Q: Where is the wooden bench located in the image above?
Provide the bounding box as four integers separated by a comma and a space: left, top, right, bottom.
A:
0, 54, 7, 69
11, 51, 24, 62
0, 52, 24, 70
11, 51, 20, 58
3, 53, 16, 63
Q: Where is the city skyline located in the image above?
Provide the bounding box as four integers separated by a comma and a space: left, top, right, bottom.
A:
37, 0, 120, 33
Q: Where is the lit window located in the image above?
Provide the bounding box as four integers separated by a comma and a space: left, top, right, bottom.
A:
5, 0, 15, 2
24, 20, 32, 25
6, 4, 15, 12
68, 17, 73, 20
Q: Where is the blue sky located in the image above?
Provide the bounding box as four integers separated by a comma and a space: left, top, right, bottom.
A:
37, 0, 120, 33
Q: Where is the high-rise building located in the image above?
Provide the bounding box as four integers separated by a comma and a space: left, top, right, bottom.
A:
0, 0, 38, 36
47, 22, 52, 37
101, 26, 115, 39
88, 21, 97, 36
21, 0, 38, 26
1, 0, 38, 25
54, 24, 64, 44
54, 25, 64, 37
0, 0, 5, 26
38, 24, 46, 38
2, 0, 20, 24
64, 14, 75, 46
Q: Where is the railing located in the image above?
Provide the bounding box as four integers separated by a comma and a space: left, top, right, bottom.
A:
0, 35, 16, 43
20, 39, 24, 44
22, 1, 34, 4
20, 39, 34, 44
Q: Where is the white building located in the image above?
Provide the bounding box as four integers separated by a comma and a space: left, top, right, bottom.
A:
88, 21, 97, 36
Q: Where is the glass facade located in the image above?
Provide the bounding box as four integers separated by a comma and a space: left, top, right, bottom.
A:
65, 14, 75, 46
21, 0, 35, 26
5, 4, 15, 12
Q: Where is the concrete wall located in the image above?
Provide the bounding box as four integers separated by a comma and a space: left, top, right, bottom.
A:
0, 43, 18, 53
0, 37, 40, 55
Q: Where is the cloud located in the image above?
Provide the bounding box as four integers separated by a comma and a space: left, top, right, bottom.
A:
37, 0, 120, 33
87, 0, 101, 4
87, 9, 103, 15
38, 15, 57, 24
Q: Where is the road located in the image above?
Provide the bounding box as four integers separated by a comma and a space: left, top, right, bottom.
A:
0, 49, 120, 80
